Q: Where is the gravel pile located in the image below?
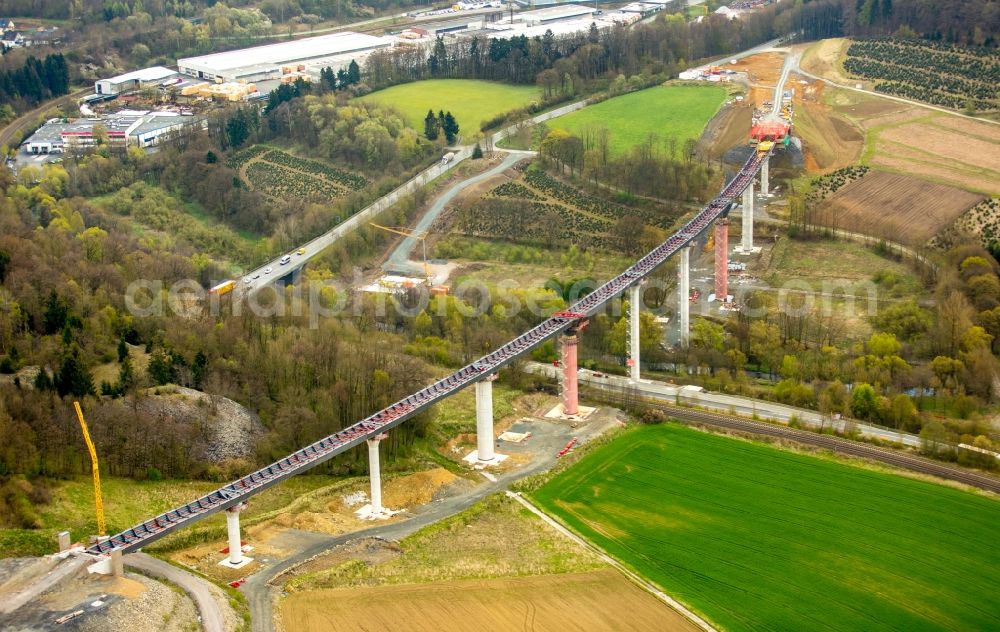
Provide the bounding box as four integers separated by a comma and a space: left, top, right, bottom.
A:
78, 574, 198, 632
132, 386, 265, 462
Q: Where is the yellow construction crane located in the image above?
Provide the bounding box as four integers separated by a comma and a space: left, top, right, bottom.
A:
369, 222, 431, 281
73, 401, 106, 537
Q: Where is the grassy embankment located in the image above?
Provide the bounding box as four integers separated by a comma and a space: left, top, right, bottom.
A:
547, 84, 727, 157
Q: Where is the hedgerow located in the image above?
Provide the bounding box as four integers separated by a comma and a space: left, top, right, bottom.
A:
245, 162, 345, 200
844, 38, 999, 110
261, 150, 369, 191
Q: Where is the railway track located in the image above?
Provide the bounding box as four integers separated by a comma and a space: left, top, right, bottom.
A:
653, 402, 1000, 494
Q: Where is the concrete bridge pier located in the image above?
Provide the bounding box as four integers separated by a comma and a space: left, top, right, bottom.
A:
475, 375, 497, 462
628, 283, 642, 382
219, 502, 251, 568
761, 156, 770, 196
715, 219, 729, 302
737, 182, 758, 254
560, 323, 586, 415
367, 434, 388, 515
679, 245, 691, 348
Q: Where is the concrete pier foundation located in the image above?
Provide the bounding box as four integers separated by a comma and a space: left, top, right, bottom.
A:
715, 220, 729, 302
679, 245, 690, 348
628, 283, 641, 382
219, 503, 251, 568
561, 328, 581, 415
367, 435, 386, 515
761, 156, 770, 196
740, 183, 755, 253
475, 376, 496, 462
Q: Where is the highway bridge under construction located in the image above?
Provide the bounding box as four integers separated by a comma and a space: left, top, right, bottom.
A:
85, 147, 771, 560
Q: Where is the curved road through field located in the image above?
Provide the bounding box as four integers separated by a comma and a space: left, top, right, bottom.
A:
242, 414, 616, 632
386, 149, 535, 274
125, 552, 233, 632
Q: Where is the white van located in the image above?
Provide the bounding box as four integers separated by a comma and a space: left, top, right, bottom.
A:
280, 254, 291, 265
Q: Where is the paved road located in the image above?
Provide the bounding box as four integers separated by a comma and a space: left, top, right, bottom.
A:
526, 362, 923, 448
240, 99, 588, 297
125, 552, 232, 632
239, 147, 472, 297
242, 412, 617, 632
0, 556, 86, 616
387, 149, 535, 274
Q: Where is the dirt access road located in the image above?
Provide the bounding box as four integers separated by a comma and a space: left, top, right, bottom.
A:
125, 553, 235, 632
243, 410, 622, 632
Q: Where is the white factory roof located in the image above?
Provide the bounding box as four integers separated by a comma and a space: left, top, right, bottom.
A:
177, 32, 389, 72
99, 66, 176, 85
518, 3, 594, 21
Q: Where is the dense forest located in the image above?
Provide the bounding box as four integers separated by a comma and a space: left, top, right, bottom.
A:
0, 53, 69, 113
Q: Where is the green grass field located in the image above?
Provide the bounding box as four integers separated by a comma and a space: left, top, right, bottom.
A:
357, 79, 541, 134
532, 424, 1000, 631
0, 475, 342, 557
547, 85, 727, 157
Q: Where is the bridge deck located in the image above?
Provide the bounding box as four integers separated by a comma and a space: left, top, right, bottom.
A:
86, 151, 766, 556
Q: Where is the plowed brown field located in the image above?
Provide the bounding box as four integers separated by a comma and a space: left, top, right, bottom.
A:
816, 170, 982, 244
279, 569, 699, 632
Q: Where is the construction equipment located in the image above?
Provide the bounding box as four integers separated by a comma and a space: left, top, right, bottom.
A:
370, 222, 431, 281
73, 401, 106, 537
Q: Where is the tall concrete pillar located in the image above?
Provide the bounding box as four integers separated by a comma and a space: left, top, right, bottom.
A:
679, 245, 690, 348
741, 182, 754, 252
761, 156, 770, 196
475, 376, 496, 462
561, 328, 580, 416
367, 435, 386, 514
225, 504, 246, 565
715, 220, 729, 302
628, 283, 641, 382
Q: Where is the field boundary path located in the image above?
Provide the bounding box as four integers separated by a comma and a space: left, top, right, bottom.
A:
793, 60, 1000, 127
126, 552, 233, 632
508, 491, 718, 632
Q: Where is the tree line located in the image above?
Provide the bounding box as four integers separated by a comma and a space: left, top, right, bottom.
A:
0, 53, 69, 112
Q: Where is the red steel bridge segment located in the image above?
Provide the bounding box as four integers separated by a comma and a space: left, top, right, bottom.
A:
85, 151, 767, 557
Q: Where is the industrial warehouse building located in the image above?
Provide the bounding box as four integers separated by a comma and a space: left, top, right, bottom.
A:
177, 32, 391, 83
517, 4, 595, 25
22, 111, 205, 156
94, 66, 178, 95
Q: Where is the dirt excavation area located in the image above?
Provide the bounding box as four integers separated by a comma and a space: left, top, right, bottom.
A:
280, 569, 696, 632
168, 467, 469, 582
0, 556, 198, 632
